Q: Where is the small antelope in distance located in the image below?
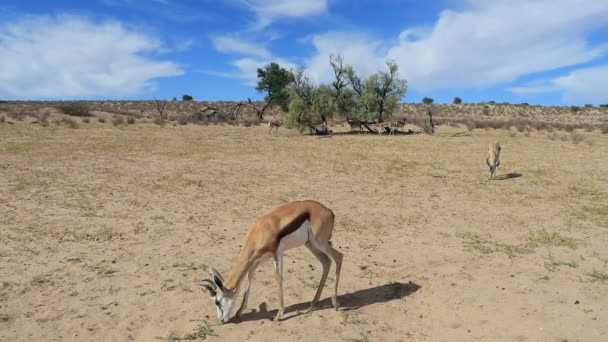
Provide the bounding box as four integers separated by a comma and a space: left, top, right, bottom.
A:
200, 200, 343, 323
345, 117, 364, 133
377, 117, 407, 135
268, 119, 282, 135
486, 142, 501, 179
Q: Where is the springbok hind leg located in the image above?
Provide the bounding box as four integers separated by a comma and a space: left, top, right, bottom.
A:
311, 239, 343, 310
305, 242, 331, 312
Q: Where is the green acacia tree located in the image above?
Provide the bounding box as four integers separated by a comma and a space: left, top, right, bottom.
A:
256, 62, 293, 113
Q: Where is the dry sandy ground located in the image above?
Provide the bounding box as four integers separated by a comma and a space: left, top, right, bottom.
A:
1, 122, 607, 341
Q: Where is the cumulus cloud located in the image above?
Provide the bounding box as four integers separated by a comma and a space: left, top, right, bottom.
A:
304, 31, 387, 84
0, 14, 183, 99
302, 0, 605, 94
509, 65, 608, 104
238, 0, 328, 30
211, 35, 270, 58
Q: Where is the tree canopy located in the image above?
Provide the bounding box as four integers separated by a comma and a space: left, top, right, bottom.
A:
256, 62, 293, 112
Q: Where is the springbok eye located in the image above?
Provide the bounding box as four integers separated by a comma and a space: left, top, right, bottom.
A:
215, 299, 220, 306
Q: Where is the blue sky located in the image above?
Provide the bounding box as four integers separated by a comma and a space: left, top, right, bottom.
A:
0, 0, 606, 105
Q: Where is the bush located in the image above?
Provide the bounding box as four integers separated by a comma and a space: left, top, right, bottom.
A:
38, 113, 50, 127
177, 114, 189, 125
56, 102, 91, 117
571, 133, 585, 145
82, 117, 90, 124
153, 116, 166, 127
127, 116, 135, 125
422, 97, 434, 105
112, 114, 124, 126
453, 97, 462, 104
584, 104, 593, 108
601, 124, 608, 134
570, 105, 580, 112
182, 94, 193, 101
98, 116, 106, 123
599, 104, 608, 108
61, 117, 79, 129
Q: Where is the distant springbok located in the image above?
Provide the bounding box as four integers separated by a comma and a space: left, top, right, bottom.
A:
486, 142, 501, 179
377, 117, 407, 135
268, 119, 282, 135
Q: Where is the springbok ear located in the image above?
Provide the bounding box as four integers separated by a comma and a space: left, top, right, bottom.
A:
210, 267, 224, 289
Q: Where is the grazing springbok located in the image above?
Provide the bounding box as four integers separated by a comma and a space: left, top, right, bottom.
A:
345, 118, 364, 133
268, 119, 282, 135
486, 142, 501, 179
200, 200, 343, 323
377, 117, 407, 135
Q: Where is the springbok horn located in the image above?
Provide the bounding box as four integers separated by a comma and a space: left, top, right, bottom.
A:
200, 279, 217, 296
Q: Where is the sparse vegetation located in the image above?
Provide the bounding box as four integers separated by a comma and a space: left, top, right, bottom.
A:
453, 97, 462, 104
112, 114, 124, 127
587, 269, 608, 282
168, 321, 216, 341
56, 102, 91, 117
61, 117, 80, 129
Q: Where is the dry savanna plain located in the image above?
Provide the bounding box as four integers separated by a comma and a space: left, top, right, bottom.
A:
0, 103, 607, 341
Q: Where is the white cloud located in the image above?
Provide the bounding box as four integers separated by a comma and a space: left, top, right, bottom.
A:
0, 14, 183, 99
303, 31, 386, 84
509, 65, 608, 104
301, 0, 605, 93
239, 0, 328, 29
211, 35, 270, 58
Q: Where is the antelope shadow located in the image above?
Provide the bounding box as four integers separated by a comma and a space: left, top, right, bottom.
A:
495, 172, 523, 180
231, 281, 421, 323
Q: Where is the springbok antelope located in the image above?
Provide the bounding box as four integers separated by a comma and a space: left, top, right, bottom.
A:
268, 119, 282, 135
486, 142, 501, 179
200, 200, 343, 323
377, 117, 407, 135
345, 118, 364, 133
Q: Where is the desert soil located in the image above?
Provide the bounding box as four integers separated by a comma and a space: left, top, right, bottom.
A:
1, 122, 607, 341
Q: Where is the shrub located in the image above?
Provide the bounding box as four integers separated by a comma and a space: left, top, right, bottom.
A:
112, 114, 124, 126
584, 104, 593, 108
422, 97, 434, 105
571, 133, 585, 145
600, 124, 608, 134
82, 117, 90, 124
56, 102, 91, 117
453, 97, 462, 104
61, 117, 79, 129
508, 128, 517, 137
39, 113, 50, 127
570, 106, 580, 112
177, 114, 189, 125
599, 104, 608, 108
182, 94, 193, 101
127, 116, 135, 125
153, 116, 166, 127
98, 116, 106, 123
